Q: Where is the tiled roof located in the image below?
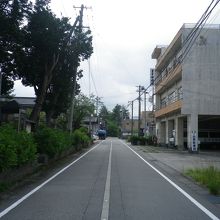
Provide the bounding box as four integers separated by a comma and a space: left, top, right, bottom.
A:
12, 97, 36, 107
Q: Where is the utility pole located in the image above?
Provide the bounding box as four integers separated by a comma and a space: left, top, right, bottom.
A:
137, 85, 142, 136
137, 85, 145, 136
68, 68, 77, 133
144, 90, 146, 135
131, 100, 134, 136
67, 4, 91, 133
128, 100, 134, 136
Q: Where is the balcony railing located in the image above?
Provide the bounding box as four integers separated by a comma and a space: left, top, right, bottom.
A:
155, 53, 182, 86
155, 99, 182, 118
183, 23, 220, 29
155, 89, 183, 111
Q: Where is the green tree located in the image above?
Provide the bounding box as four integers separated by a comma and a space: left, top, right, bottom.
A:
16, 1, 93, 125
106, 120, 119, 137
97, 104, 129, 137
111, 104, 129, 125
0, 0, 30, 95
42, 24, 93, 125
16, 0, 62, 123
99, 105, 110, 121
72, 94, 95, 130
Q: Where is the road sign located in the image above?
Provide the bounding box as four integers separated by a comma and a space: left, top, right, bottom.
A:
191, 131, 198, 151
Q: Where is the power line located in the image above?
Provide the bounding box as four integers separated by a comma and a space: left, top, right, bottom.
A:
181, 0, 220, 62
127, 0, 220, 118
150, 0, 220, 93
87, 59, 99, 97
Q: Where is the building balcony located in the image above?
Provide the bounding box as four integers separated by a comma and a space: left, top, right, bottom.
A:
155, 63, 182, 94
155, 99, 182, 118
154, 29, 182, 70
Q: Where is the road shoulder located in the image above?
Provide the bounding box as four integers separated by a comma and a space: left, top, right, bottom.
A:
126, 141, 220, 214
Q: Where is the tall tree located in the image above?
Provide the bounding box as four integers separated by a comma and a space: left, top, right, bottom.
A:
99, 105, 110, 121
16, 1, 93, 125
0, 0, 30, 95
72, 94, 95, 130
19, 0, 62, 123
42, 26, 93, 125
111, 104, 129, 125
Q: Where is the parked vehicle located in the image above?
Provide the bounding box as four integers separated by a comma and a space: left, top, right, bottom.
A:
97, 129, 106, 140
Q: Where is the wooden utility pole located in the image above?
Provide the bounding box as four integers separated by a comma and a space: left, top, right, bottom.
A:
131, 100, 134, 136
144, 90, 147, 135
138, 85, 141, 136
68, 4, 91, 133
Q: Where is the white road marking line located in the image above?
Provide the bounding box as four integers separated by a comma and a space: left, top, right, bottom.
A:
121, 141, 219, 220
101, 141, 112, 220
0, 141, 104, 218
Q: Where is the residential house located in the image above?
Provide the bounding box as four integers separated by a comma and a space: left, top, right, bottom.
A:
1, 97, 36, 132
82, 116, 99, 135
121, 111, 155, 137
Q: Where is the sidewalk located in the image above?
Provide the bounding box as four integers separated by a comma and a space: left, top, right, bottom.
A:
130, 144, 220, 173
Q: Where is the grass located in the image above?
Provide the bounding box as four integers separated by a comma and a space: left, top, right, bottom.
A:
185, 166, 220, 195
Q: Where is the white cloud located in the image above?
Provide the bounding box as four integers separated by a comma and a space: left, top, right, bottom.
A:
14, 0, 220, 115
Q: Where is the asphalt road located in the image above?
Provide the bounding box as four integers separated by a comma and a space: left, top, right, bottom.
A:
0, 138, 220, 220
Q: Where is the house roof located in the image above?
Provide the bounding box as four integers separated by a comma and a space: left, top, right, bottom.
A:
82, 116, 98, 124
1, 97, 36, 114
12, 97, 36, 107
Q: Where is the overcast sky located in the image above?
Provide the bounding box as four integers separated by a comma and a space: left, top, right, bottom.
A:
14, 0, 220, 115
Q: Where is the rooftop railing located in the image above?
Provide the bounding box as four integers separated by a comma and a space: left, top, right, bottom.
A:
183, 23, 220, 29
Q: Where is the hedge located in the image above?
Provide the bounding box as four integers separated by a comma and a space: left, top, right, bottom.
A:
0, 124, 92, 172
128, 135, 157, 146
34, 126, 91, 158
71, 129, 91, 150
0, 124, 37, 172
34, 126, 72, 158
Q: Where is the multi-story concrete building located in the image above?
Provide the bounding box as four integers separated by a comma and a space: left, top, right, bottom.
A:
152, 24, 220, 151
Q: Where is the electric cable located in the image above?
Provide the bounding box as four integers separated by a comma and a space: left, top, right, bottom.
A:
149, 0, 220, 96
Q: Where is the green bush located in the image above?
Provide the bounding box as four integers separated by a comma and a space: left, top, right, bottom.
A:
0, 125, 17, 171
34, 126, 72, 158
71, 129, 91, 150
106, 120, 118, 137
145, 136, 153, 145
129, 135, 139, 145
16, 131, 37, 165
139, 136, 147, 145
0, 124, 37, 172
78, 127, 89, 135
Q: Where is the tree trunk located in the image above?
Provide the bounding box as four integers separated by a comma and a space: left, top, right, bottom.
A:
46, 110, 53, 127
30, 54, 59, 125
30, 72, 50, 124
45, 92, 59, 127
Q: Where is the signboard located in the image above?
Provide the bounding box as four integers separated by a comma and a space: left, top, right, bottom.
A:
150, 68, 155, 85
191, 130, 198, 151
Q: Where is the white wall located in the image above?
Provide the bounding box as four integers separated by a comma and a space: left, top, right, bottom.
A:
182, 28, 220, 115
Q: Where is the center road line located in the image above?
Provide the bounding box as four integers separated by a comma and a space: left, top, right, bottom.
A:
101, 141, 112, 220
0, 141, 104, 219
121, 140, 220, 220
